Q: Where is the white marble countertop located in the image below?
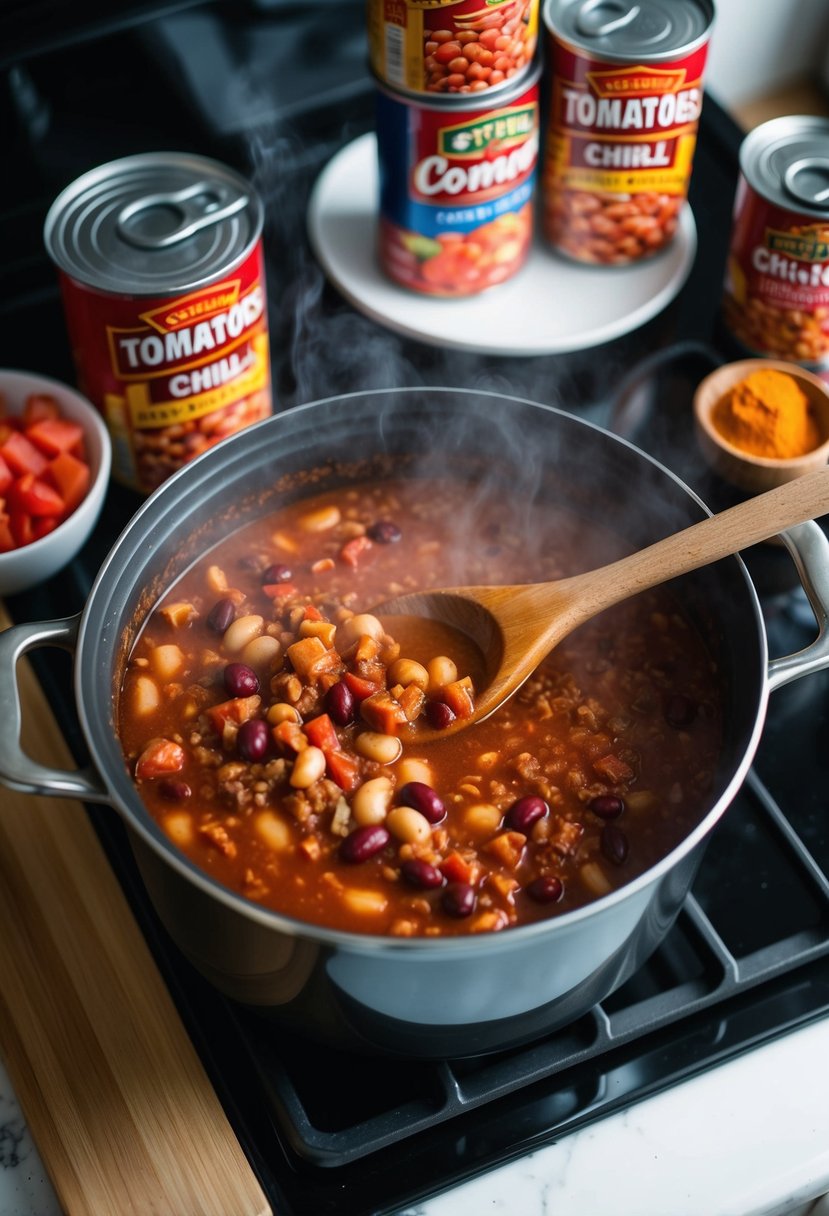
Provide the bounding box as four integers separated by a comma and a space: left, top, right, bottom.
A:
3, 1014, 828, 1216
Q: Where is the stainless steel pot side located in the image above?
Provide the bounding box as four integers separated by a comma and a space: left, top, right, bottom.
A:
2, 389, 828, 1058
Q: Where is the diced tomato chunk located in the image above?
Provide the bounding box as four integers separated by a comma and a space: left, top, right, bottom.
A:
339, 535, 373, 568
206, 695, 261, 733
440, 852, 473, 885
441, 676, 475, 720
303, 603, 323, 621
135, 737, 186, 780
325, 749, 361, 792
8, 508, 34, 548
344, 671, 382, 701
47, 450, 90, 511
9, 472, 66, 518
304, 713, 340, 753
0, 512, 13, 552
22, 394, 61, 427
25, 417, 85, 458
0, 394, 93, 551
1, 430, 48, 478
31, 515, 62, 541
262, 581, 298, 600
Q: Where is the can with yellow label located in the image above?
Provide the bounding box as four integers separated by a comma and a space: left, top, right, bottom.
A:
541, 0, 713, 265
44, 152, 272, 493
368, 0, 539, 97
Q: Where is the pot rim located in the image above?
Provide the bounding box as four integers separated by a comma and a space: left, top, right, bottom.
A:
77, 386, 770, 956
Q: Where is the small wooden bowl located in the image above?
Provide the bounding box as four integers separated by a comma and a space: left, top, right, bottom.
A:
693, 358, 829, 494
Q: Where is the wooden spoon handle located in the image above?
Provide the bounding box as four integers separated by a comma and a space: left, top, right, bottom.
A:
560, 464, 829, 628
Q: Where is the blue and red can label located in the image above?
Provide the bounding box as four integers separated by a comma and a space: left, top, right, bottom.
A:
376, 75, 540, 296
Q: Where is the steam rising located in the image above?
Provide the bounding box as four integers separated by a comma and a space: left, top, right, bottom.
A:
240, 112, 702, 563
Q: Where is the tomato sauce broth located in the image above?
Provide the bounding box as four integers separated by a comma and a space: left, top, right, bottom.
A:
118, 478, 723, 937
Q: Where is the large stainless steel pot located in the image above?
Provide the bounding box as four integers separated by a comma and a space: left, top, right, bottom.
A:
2, 388, 828, 1058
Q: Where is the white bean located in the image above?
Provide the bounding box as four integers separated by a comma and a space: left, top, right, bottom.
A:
240, 634, 282, 669
352, 776, 393, 826
427, 655, 457, 691
386, 806, 432, 845
395, 757, 433, 786
339, 613, 385, 648
388, 658, 429, 691
290, 746, 327, 789
255, 810, 293, 851
355, 731, 403, 764
299, 504, 341, 532
223, 614, 264, 654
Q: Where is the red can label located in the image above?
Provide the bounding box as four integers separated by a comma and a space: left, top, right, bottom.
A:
541, 40, 708, 264
723, 183, 829, 367
59, 242, 271, 492
377, 80, 539, 295
368, 0, 539, 96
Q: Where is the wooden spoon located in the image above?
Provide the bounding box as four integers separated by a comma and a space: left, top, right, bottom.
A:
378, 465, 829, 739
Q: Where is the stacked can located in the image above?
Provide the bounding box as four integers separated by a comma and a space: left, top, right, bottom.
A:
44, 153, 272, 494
722, 116, 829, 376
368, 0, 542, 297
541, 0, 714, 266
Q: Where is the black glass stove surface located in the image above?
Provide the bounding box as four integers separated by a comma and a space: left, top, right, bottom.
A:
2, 6, 829, 1216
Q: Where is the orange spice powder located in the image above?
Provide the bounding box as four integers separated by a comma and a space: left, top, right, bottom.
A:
711, 368, 821, 459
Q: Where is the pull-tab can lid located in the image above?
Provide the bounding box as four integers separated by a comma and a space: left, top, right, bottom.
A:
44, 152, 264, 296
741, 116, 829, 219
544, 0, 713, 60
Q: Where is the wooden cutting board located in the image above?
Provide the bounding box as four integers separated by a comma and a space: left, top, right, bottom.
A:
0, 604, 272, 1216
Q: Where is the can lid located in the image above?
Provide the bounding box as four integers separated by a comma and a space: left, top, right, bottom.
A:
44, 152, 264, 296
545, 0, 713, 60
741, 116, 829, 218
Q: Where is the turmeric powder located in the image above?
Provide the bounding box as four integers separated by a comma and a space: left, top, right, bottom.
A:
711, 368, 821, 459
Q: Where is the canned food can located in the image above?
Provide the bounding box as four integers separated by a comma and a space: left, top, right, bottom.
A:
541, 0, 713, 265
367, 0, 539, 97
376, 67, 540, 296
44, 153, 272, 493
722, 115, 829, 372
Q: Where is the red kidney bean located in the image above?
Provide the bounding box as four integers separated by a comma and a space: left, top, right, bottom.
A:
326, 680, 355, 726
601, 824, 629, 866
224, 662, 260, 698
237, 718, 269, 763
588, 794, 624, 820
158, 779, 191, 801
367, 519, 402, 544
340, 824, 391, 864
526, 875, 564, 904
262, 562, 293, 584
665, 694, 697, 728
207, 597, 236, 633
442, 882, 477, 918
426, 700, 456, 730
505, 795, 548, 833
398, 781, 446, 824
401, 858, 445, 889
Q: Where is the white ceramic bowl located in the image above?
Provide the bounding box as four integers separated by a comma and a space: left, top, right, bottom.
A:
0, 369, 111, 596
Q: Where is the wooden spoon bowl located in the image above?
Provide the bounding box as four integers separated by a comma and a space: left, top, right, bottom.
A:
378, 466, 829, 740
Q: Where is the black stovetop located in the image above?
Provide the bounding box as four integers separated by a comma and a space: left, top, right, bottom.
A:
2, 6, 828, 1215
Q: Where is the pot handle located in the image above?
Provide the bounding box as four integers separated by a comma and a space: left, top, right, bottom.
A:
768, 520, 829, 692
0, 613, 110, 803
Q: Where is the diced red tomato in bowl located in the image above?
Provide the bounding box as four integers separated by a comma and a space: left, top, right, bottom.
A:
0, 391, 92, 554
0, 369, 110, 596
